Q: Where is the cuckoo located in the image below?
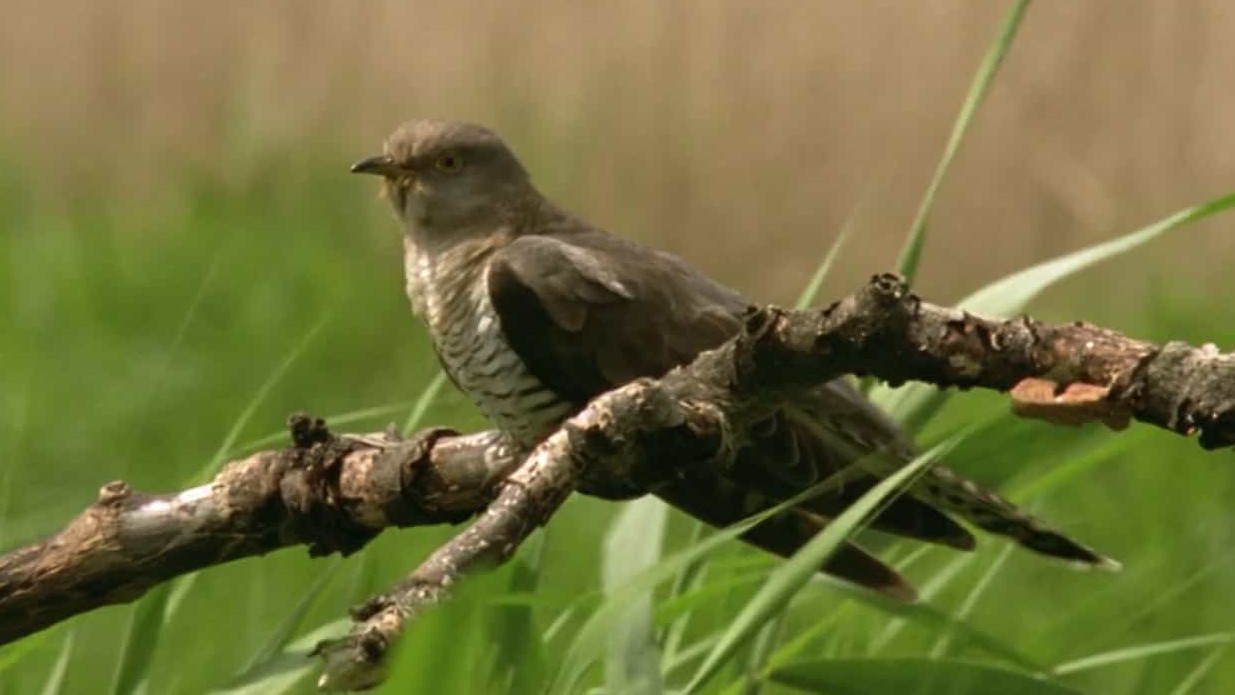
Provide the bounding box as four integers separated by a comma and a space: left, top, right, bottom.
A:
352, 119, 1115, 600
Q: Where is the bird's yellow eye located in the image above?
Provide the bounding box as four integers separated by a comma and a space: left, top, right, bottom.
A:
434, 153, 465, 173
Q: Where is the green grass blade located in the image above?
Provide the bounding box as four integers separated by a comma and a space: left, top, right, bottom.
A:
0, 377, 30, 550
759, 608, 847, 677
38, 628, 75, 695
795, 210, 857, 310
602, 497, 668, 694
1005, 428, 1144, 500
190, 311, 335, 484
663, 631, 722, 679
767, 657, 1077, 695
683, 439, 958, 694
740, 614, 787, 695
490, 532, 550, 694
381, 572, 497, 694
550, 529, 746, 693
895, 0, 1032, 281
1052, 633, 1234, 676
867, 372, 1008, 444
833, 581, 1046, 672
109, 583, 173, 695
119, 248, 224, 480
0, 632, 51, 676
159, 571, 202, 630
654, 574, 766, 637
235, 400, 414, 452
866, 553, 973, 654
959, 191, 1235, 317
872, 189, 1235, 428
658, 521, 710, 669
1073, 547, 1235, 653
402, 370, 449, 436
232, 559, 341, 683
929, 543, 1014, 658
1168, 646, 1229, 695
547, 484, 845, 695
116, 312, 337, 693
866, 386, 947, 433
211, 620, 350, 695
543, 598, 588, 644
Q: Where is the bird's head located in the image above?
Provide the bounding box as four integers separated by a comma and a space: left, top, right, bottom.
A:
352, 119, 532, 241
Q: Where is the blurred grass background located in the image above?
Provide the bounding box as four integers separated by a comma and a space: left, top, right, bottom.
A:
1, 1, 1234, 693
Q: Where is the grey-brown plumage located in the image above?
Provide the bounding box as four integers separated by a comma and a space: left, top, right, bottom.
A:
353, 119, 1117, 600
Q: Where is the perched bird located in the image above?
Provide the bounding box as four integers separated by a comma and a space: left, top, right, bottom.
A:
352, 119, 1115, 600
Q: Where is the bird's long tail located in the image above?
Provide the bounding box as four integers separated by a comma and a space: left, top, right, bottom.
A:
776, 392, 1121, 571
908, 465, 1121, 570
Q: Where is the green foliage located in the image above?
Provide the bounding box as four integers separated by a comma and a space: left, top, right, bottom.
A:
895, 0, 1032, 282
683, 440, 958, 693
768, 657, 1080, 695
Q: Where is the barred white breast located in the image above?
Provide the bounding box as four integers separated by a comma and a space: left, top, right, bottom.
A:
406, 236, 572, 446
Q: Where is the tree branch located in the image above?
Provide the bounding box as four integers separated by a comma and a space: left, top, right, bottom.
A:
758, 274, 1235, 447
314, 379, 719, 690
0, 420, 519, 646
2, 274, 1232, 689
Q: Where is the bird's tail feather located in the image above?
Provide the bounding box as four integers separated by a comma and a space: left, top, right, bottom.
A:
909, 465, 1122, 570
779, 393, 1120, 570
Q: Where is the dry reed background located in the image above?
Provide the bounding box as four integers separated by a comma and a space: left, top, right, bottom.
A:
2, 1, 1231, 307
3, 3, 1235, 693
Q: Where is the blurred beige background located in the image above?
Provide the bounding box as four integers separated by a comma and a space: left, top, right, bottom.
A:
2, 1, 1231, 310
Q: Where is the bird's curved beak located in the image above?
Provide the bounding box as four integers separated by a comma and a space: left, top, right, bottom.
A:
350, 154, 398, 176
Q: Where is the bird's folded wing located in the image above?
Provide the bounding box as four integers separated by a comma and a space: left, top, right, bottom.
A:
487, 230, 977, 547
487, 229, 748, 405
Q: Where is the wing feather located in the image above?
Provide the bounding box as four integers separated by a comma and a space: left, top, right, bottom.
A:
487, 231, 746, 401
